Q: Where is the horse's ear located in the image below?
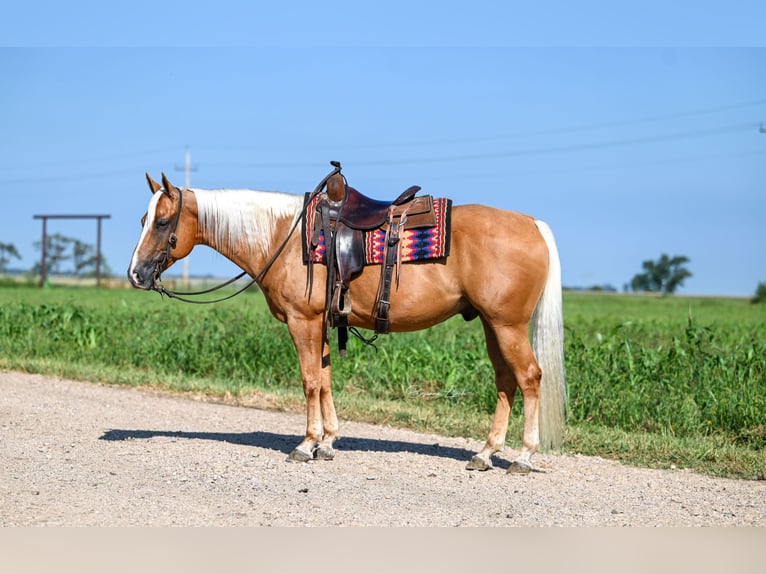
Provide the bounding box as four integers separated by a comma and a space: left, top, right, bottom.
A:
145, 173, 161, 194
160, 172, 178, 199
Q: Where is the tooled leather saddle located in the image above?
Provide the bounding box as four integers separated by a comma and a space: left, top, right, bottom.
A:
304, 161, 439, 355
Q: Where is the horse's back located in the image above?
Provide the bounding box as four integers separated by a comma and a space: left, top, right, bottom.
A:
333, 203, 549, 331
451, 203, 544, 246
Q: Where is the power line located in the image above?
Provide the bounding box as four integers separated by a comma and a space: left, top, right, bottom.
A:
0, 168, 139, 186
190, 97, 766, 152
1, 105, 763, 185
412, 148, 766, 183
354, 122, 757, 167
204, 121, 757, 170
0, 147, 179, 172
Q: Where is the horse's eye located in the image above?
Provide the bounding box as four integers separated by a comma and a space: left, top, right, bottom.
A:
155, 218, 170, 230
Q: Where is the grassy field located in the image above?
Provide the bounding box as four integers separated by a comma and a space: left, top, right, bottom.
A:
0, 283, 764, 480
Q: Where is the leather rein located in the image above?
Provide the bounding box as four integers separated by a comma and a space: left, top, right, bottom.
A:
151, 163, 342, 305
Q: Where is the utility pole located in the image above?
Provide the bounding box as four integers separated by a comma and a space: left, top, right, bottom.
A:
175, 147, 197, 287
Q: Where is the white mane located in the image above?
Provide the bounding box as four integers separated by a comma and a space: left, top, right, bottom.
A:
192, 188, 303, 255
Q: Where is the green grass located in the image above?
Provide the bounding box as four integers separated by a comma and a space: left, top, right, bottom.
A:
1, 285, 764, 480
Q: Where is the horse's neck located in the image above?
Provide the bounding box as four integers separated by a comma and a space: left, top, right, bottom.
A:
193, 188, 302, 275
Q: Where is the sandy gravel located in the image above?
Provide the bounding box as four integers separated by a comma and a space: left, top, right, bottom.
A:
1, 371, 764, 527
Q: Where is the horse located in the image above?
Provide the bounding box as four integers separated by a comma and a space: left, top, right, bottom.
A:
128, 171, 566, 474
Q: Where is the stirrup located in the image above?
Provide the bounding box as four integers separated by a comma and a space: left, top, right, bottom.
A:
331, 282, 352, 317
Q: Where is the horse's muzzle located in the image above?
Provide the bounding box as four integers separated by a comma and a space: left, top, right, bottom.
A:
127, 264, 156, 290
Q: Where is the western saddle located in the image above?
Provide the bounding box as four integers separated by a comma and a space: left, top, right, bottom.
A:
308, 161, 437, 354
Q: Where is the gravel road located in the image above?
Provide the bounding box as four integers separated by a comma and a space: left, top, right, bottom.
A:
1, 371, 763, 527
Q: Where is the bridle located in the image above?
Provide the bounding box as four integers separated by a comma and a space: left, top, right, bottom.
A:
152, 184, 185, 286
151, 162, 342, 305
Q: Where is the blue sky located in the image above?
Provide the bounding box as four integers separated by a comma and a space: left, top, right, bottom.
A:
1, 3, 764, 296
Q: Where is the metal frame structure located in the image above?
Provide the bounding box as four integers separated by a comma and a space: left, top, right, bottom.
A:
33, 214, 111, 287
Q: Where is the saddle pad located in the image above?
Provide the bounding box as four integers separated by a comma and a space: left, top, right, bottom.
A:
302, 195, 452, 265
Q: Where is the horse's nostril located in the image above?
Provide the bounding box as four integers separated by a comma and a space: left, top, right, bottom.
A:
128, 266, 145, 287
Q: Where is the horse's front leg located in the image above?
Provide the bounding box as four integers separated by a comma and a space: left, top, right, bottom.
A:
285, 317, 339, 462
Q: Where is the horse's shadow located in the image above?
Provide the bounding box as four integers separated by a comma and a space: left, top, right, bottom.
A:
99, 428, 511, 470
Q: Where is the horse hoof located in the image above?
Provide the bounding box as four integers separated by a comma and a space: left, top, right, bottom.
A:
466, 454, 493, 471
315, 446, 335, 461
286, 448, 314, 463
507, 461, 533, 475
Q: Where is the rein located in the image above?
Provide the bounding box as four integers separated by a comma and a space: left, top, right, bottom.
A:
152, 162, 342, 305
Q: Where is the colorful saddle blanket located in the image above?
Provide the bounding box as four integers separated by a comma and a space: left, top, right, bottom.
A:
303, 195, 452, 265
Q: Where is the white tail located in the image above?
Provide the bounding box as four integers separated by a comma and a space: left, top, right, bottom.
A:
532, 219, 567, 450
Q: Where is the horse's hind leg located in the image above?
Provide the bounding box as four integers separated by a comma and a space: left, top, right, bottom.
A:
498, 324, 543, 473
469, 321, 542, 474
466, 319, 519, 471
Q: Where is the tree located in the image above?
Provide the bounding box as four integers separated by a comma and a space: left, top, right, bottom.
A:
0, 242, 21, 273
33, 233, 72, 274
752, 281, 766, 304
630, 254, 692, 295
71, 239, 100, 277
31, 234, 110, 278
72, 238, 111, 278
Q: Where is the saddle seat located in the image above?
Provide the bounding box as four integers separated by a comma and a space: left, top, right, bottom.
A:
339, 184, 421, 229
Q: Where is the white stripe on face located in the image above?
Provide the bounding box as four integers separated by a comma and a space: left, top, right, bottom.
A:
128, 191, 162, 279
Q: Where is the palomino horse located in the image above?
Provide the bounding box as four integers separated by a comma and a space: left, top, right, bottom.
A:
128, 171, 566, 474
